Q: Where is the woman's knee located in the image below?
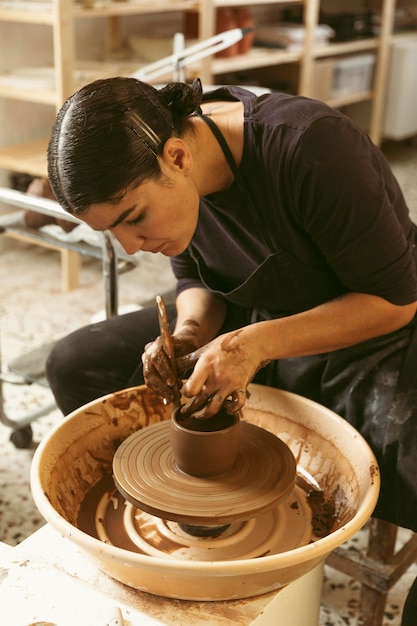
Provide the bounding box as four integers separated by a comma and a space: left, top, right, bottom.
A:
45, 309, 162, 407
45, 323, 134, 414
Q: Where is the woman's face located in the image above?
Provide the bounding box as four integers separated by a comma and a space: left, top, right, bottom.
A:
81, 172, 200, 257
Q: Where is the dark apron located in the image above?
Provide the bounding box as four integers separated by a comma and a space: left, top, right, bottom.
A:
196, 113, 417, 531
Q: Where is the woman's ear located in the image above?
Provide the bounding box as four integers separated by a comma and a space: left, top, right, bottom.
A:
161, 137, 193, 174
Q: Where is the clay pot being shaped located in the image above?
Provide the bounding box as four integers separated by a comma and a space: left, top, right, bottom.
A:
170, 406, 241, 477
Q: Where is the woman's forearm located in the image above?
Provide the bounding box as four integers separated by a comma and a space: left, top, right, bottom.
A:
177, 292, 416, 418
174, 287, 227, 347
245, 293, 417, 365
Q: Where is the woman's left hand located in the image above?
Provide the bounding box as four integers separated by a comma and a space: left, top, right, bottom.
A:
177, 328, 265, 419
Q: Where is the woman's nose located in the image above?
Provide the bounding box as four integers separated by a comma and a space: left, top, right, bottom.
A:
110, 228, 145, 255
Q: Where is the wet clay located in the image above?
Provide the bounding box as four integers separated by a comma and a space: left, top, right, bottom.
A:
176, 407, 235, 431
112, 420, 296, 524
77, 472, 316, 560
170, 407, 241, 477
296, 475, 337, 539
76, 469, 337, 560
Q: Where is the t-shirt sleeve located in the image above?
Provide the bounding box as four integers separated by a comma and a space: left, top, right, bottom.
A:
291, 115, 417, 305
170, 246, 206, 296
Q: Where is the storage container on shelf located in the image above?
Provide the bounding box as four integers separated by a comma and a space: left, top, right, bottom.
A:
331, 53, 376, 98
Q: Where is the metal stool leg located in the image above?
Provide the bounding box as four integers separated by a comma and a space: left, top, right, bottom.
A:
0, 331, 56, 447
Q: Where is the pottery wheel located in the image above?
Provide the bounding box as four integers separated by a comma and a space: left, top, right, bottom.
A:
113, 421, 297, 525
89, 481, 313, 560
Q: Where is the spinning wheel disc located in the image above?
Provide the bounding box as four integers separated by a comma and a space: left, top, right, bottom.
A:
113, 421, 296, 525
88, 482, 313, 560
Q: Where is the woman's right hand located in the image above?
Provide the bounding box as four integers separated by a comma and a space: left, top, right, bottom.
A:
143, 288, 228, 405
142, 334, 198, 405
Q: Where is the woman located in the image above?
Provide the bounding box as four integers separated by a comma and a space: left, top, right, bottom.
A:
46, 76, 417, 623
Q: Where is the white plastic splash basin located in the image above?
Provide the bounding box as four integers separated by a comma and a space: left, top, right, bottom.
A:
31, 384, 379, 604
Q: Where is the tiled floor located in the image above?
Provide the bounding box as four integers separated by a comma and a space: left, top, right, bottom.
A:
1, 137, 416, 624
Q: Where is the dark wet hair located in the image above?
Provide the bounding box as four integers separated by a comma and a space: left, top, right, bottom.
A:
47, 77, 203, 215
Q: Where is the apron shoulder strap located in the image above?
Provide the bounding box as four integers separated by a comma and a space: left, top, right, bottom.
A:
197, 113, 273, 249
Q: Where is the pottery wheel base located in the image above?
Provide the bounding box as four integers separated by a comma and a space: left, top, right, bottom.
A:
113, 420, 297, 525
78, 474, 313, 561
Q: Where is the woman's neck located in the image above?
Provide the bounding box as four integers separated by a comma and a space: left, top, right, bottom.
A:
191, 101, 244, 195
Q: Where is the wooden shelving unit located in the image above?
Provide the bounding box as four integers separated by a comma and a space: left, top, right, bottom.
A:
0, 0, 411, 174
300, 0, 417, 144
0, 0, 415, 289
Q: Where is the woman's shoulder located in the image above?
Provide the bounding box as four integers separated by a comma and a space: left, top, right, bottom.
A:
202, 85, 343, 130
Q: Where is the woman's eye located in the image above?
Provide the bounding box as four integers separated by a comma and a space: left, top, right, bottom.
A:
126, 214, 144, 226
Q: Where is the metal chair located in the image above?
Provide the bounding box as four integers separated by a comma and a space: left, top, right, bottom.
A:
0, 187, 120, 447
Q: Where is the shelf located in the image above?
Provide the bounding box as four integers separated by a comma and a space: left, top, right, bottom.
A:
0, 82, 56, 105
390, 30, 417, 44
313, 38, 379, 59
0, 0, 200, 23
0, 62, 140, 104
213, 0, 302, 6
72, 0, 200, 18
326, 90, 373, 109
212, 46, 302, 75
0, 2, 54, 24
0, 138, 48, 178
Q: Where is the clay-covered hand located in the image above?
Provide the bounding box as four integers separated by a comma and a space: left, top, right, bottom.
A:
142, 334, 199, 405
177, 328, 267, 419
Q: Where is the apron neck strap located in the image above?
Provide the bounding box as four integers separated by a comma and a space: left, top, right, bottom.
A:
197, 113, 273, 249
